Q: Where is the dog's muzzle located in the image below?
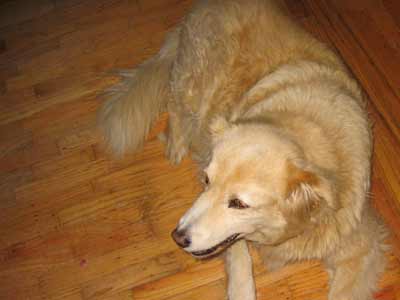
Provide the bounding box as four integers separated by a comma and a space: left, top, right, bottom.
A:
190, 233, 241, 258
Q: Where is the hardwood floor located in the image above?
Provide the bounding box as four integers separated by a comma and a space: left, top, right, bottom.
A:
0, 0, 399, 299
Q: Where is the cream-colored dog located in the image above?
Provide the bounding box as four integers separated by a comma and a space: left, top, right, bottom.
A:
99, 1, 387, 299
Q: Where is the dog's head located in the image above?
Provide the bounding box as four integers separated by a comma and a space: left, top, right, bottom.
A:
172, 118, 335, 258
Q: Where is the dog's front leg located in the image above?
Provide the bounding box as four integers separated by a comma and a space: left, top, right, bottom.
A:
325, 243, 385, 300
225, 240, 256, 300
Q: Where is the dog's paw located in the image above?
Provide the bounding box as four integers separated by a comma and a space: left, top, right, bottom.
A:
165, 134, 188, 164
228, 289, 256, 300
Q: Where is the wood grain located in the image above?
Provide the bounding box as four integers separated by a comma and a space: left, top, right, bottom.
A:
0, 0, 399, 299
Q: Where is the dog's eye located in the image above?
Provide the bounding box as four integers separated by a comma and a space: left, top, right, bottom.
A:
204, 174, 210, 185
228, 198, 249, 209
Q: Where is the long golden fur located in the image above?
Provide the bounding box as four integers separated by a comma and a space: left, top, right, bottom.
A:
99, 1, 387, 299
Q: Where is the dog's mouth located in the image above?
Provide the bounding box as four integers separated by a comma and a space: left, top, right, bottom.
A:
190, 233, 241, 258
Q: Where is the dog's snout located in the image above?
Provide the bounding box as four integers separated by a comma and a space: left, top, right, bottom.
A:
171, 228, 191, 248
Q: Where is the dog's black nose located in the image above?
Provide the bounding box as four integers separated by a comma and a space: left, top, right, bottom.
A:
171, 228, 191, 248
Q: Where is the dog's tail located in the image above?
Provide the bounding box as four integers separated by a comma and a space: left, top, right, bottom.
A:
98, 31, 178, 156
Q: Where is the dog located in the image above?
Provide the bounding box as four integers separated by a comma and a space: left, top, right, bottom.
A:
98, 1, 387, 299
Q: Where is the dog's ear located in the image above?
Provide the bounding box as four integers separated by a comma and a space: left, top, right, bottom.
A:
283, 162, 336, 217
210, 116, 233, 143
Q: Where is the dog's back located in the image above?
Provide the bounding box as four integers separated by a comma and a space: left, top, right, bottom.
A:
99, 0, 348, 159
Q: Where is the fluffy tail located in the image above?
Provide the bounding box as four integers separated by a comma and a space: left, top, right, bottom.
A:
98, 32, 178, 156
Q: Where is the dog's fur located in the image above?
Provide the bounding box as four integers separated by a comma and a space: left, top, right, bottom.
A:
98, 1, 387, 299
